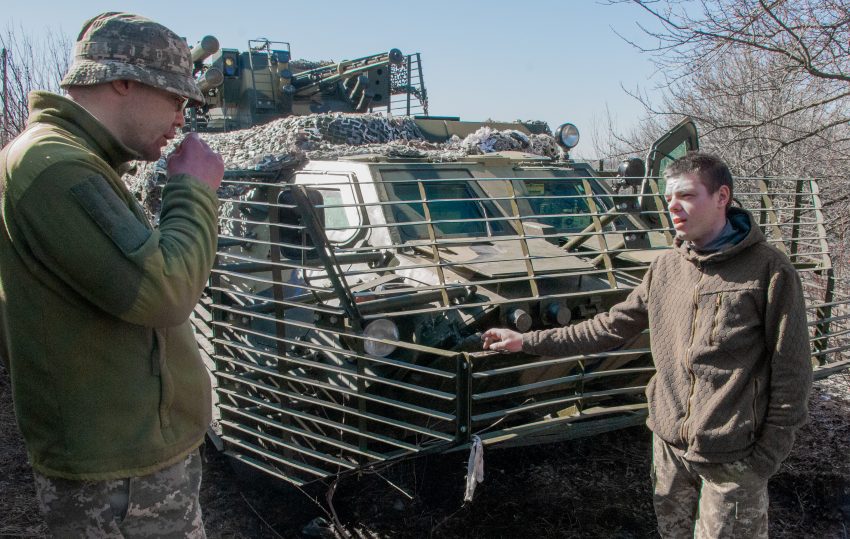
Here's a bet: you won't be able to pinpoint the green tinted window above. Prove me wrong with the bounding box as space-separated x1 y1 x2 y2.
656 140 689 195
292 172 363 245
519 178 633 234
381 169 511 241
522 180 593 232
316 188 350 232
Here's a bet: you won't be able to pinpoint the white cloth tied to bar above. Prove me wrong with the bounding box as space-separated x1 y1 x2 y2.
463 435 484 503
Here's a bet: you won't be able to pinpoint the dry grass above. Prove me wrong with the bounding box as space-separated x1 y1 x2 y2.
2 364 848 538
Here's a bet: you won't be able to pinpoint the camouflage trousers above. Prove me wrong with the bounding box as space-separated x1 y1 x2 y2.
651 436 769 538
33 449 205 538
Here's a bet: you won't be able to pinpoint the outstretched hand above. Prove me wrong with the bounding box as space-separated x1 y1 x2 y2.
166 133 224 190
481 328 524 353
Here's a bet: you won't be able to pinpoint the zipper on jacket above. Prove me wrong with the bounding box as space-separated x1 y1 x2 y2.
709 293 723 345
152 328 173 429
751 379 759 442
680 271 706 445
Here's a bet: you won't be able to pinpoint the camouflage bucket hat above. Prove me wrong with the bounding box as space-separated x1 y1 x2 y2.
60 12 203 103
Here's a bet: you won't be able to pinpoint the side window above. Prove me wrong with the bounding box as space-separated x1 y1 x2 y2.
293 173 362 245
314 187 355 243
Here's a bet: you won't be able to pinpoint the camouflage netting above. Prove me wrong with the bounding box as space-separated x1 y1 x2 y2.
124 112 564 219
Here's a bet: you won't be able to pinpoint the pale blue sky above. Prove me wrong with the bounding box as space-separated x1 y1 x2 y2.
4 1 664 157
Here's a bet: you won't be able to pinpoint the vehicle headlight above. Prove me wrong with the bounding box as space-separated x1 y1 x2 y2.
555 123 580 150
363 319 399 357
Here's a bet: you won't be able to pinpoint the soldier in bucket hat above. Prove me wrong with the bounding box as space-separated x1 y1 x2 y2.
0 12 223 536
60 12 205 104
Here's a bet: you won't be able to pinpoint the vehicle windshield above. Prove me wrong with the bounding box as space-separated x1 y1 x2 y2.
516 176 638 235
520 179 595 232
381 169 513 241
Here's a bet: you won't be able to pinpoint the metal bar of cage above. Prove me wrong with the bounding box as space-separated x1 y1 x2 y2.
202 168 850 485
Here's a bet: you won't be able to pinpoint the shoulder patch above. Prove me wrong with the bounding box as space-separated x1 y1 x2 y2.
70 176 151 255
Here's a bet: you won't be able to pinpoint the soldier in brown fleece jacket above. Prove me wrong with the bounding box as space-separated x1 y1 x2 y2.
483 152 812 538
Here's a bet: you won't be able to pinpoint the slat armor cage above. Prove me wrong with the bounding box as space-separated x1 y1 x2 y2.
190 162 850 487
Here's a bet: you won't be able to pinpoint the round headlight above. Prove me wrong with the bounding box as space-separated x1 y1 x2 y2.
555 123 580 149
363 319 399 357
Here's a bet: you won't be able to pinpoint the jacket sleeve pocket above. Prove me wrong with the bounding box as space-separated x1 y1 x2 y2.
70 176 151 256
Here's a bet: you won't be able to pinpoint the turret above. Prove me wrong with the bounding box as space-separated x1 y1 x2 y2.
186 37 427 131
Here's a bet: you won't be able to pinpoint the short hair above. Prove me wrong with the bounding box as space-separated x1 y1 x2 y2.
664 151 733 209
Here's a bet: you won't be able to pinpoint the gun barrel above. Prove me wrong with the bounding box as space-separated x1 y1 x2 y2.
291 48 403 88
191 35 220 64
197 67 224 93
292 60 390 91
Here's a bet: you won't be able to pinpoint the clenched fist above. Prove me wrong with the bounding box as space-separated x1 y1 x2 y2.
166 132 224 190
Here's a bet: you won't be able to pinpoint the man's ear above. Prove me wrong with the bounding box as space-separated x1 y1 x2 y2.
717 185 731 208
110 80 133 97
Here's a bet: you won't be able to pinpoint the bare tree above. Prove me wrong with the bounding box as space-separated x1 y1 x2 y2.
1 22 72 145
624 0 850 82
588 103 672 166
590 0 850 308
651 48 850 174
596 0 850 250
603 0 850 171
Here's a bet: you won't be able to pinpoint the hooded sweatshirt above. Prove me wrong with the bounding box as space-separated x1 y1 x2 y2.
523 207 812 478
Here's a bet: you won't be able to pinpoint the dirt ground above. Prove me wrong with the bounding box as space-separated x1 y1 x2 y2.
1 364 848 538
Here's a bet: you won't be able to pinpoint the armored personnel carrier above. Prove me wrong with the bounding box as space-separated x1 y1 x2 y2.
180 114 850 487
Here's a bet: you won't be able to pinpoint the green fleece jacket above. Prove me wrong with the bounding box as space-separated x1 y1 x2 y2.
523 208 812 479
0 91 218 480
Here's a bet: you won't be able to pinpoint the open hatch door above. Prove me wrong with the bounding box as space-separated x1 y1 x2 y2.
645 118 699 179
640 118 699 217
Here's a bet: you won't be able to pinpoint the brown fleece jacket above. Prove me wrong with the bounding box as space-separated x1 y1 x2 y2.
523 208 812 478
